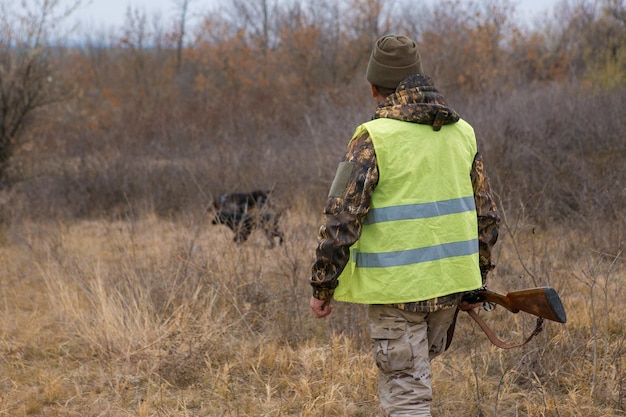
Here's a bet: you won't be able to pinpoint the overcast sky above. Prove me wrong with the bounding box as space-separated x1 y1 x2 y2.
53 0 562 35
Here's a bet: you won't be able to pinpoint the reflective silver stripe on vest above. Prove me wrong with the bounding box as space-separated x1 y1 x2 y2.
364 196 476 225
354 238 478 268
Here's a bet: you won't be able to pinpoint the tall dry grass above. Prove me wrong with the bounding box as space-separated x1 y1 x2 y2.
0 211 374 416
0 201 624 416
0 76 624 416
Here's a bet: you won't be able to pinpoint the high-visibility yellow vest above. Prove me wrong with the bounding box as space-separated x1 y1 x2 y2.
333 117 482 304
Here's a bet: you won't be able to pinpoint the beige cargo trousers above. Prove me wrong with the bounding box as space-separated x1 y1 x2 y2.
369 304 457 417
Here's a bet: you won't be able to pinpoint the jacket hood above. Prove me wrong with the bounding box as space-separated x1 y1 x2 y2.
374 74 460 131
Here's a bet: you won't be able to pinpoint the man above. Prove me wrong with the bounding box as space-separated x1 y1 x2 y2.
309 35 500 416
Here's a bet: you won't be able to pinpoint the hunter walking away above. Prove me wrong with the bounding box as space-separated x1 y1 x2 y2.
308 34 500 416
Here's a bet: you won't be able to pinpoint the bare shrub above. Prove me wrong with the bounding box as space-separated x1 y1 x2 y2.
457 82 625 229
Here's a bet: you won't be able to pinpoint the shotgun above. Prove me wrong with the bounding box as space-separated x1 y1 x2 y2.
445 286 567 350
454 286 567 349
462 286 567 323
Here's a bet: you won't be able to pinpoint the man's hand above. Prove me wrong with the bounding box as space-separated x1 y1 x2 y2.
310 296 333 318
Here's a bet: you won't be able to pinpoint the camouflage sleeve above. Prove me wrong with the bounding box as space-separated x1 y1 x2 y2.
471 152 501 282
310 131 378 300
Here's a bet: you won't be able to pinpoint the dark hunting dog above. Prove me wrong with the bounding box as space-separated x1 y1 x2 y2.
211 190 285 247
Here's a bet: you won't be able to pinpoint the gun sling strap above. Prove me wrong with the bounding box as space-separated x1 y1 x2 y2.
466 309 545 349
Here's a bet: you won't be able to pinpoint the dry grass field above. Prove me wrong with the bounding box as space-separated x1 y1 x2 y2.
0 206 623 416
1 1 624 415
0 74 624 417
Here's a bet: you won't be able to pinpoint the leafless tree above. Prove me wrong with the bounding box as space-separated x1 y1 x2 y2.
0 0 78 187
172 0 193 74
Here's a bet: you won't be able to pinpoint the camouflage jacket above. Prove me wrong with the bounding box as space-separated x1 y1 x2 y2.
310 74 501 313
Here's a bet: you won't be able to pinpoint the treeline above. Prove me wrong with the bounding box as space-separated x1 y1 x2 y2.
0 0 624 230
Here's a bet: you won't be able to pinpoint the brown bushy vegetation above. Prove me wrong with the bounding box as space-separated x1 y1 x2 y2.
0 0 624 415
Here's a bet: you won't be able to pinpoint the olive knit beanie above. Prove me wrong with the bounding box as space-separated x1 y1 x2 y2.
366 35 424 89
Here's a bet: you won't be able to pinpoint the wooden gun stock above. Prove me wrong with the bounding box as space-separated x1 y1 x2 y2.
474 287 567 323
